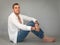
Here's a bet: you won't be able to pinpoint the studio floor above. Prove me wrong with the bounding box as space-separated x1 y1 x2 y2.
0 33 60 45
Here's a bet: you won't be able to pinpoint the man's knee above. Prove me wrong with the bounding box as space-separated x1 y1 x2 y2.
27 21 35 26
32 29 44 39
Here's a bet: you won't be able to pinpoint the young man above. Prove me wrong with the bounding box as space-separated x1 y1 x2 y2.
8 3 56 43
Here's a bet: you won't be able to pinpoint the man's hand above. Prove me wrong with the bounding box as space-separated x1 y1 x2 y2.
31 21 40 32
34 21 40 32
31 27 36 30
35 23 40 32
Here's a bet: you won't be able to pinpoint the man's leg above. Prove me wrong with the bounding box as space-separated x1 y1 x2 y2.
17 30 30 42
27 21 56 42
27 21 44 39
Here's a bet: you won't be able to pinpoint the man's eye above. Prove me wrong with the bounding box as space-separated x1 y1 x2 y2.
15 7 17 9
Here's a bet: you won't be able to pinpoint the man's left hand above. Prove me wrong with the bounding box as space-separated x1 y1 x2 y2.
34 21 40 32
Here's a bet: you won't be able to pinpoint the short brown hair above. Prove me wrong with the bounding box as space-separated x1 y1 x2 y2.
12 3 19 9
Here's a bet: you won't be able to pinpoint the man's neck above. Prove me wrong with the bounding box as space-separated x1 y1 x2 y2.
15 13 19 16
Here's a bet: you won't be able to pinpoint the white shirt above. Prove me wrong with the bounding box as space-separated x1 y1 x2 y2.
8 12 37 43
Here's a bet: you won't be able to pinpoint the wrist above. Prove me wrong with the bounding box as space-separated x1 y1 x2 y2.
31 26 35 30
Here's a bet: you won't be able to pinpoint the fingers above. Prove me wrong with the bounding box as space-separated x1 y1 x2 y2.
31 27 36 30
35 23 40 32
31 23 40 32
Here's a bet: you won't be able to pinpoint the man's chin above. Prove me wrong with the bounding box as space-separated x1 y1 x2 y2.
15 13 20 15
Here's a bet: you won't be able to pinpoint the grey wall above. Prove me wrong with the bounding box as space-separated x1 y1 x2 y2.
58 0 60 30
0 0 60 37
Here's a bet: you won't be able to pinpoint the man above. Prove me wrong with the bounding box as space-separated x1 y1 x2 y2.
8 3 56 43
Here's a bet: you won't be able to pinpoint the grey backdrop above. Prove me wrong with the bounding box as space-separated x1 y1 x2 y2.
0 0 60 37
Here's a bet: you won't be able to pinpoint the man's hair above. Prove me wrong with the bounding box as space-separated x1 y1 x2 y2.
12 3 19 9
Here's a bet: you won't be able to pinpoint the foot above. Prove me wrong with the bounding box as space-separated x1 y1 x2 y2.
43 36 56 42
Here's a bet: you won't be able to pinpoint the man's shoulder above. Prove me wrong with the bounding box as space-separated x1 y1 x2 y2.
8 12 14 19
10 12 14 16
20 14 24 16
9 12 14 17
20 14 26 17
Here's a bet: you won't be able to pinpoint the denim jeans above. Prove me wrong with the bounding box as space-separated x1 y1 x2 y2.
17 21 44 42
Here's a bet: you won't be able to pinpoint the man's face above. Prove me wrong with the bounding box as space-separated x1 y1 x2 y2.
13 5 20 15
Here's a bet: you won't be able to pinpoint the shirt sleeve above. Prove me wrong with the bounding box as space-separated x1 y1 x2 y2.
10 17 31 31
21 15 37 22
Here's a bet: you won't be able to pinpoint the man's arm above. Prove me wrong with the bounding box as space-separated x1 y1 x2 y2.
21 15 37 22
21 15 40 32
10 16 36 31
10 17 31 31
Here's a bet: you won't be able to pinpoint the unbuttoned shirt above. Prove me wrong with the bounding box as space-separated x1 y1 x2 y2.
8 12 37 43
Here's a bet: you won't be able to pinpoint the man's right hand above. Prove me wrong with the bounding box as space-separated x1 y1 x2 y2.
31 27 36 30
31 26 40 32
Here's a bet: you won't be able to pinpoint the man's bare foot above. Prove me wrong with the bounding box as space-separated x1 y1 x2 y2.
43 35 56 42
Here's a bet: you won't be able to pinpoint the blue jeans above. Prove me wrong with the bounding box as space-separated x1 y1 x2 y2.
17 21 44 42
